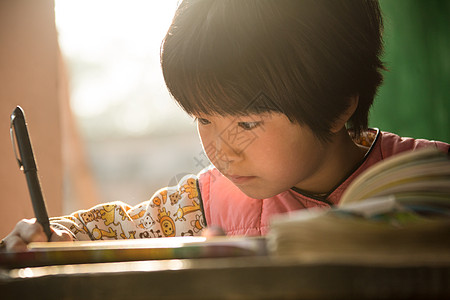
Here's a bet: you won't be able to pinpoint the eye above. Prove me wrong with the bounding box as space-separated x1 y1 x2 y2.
238 121 261 130
196 118 211 125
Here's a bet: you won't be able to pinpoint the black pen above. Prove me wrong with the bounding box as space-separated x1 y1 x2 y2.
10 106 52 241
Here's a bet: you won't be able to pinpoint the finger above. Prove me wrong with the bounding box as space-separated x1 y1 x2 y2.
15 219 48 243
50 229 73 242
4 235 28 252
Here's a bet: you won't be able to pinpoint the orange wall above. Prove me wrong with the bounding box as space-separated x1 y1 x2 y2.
0 0 63 238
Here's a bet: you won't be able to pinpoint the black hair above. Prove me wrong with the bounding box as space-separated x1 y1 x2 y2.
161 0 384 140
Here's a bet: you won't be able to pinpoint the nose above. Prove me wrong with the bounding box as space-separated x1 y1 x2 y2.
214 134 241 163
203 132 242 171
198 119 245 171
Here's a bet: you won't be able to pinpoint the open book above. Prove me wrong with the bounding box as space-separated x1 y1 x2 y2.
268 147 450 264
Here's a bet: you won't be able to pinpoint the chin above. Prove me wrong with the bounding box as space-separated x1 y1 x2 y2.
237 186 281 200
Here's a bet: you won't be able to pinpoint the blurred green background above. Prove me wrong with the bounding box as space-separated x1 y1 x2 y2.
370 0 449 142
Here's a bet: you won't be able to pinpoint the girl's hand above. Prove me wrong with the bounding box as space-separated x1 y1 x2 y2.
1 218 73 252
201 226 226 238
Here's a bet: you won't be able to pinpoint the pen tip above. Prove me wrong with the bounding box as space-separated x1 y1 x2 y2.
12 106 25 118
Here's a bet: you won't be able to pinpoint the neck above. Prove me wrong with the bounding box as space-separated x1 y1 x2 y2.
294 128 367 195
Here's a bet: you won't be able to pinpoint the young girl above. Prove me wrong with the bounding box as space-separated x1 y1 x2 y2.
2 0 449 251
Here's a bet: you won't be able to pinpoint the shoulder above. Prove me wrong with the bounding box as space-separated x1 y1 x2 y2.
377 130 449 158
335 129 449 201
197 165 227 203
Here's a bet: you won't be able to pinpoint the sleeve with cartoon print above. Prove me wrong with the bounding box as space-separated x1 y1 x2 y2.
49 174 207 240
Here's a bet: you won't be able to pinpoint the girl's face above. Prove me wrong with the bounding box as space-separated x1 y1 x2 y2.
196 112 330 199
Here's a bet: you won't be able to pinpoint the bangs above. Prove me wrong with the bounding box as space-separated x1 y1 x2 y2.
161 0 285 117
163 64 282 117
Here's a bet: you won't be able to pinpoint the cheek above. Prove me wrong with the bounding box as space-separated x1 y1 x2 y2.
259 146 298 177
255 133 318 177
246 138 290 176
197 125 218 165
197 125 211 149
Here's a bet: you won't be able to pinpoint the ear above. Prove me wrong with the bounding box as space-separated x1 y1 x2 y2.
330 95 359 133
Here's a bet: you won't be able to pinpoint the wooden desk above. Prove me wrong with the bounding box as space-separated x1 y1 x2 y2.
1 257 449 299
